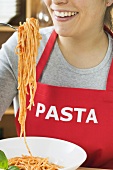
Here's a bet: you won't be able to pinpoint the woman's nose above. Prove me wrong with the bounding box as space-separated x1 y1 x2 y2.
52 0 68 5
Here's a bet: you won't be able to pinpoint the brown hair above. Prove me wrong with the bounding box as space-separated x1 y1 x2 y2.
104 5 113 31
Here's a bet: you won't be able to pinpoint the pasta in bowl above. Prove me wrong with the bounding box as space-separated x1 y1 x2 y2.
0 137 87 170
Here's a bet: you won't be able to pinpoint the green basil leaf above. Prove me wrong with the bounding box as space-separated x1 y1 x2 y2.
8 166 20 170
0 150 8 169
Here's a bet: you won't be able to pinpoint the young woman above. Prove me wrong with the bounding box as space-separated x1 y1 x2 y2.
0 0 113 168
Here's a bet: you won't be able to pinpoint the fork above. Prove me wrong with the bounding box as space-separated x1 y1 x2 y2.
0 23 17 31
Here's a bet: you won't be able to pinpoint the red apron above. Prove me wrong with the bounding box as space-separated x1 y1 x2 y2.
16 29 113 169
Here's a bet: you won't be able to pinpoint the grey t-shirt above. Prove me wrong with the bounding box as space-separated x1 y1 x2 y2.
0 26 113 119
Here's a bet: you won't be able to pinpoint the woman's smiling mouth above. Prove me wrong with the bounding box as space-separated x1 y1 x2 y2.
53 10 79 21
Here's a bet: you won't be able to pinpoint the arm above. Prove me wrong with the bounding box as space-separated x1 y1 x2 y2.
0 32 18 119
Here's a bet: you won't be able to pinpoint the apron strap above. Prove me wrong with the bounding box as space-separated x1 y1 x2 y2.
104 26 113 91
106 58 113 91
36 30 57 82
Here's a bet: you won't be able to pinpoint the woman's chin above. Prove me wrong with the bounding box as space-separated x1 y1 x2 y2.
54 27 70 37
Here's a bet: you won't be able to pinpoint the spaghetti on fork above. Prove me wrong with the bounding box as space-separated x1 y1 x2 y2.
16 18 42 139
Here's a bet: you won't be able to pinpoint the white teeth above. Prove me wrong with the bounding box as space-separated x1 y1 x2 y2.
69 12 71 16
54 11 77 17
61 12 65 17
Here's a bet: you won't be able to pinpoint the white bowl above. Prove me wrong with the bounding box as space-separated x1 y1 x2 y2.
0 137 87 170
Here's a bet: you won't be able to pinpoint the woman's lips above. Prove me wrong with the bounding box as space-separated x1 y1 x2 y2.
53 11 78 22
